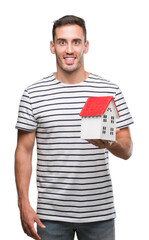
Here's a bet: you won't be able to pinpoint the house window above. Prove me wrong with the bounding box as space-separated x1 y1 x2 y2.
111 116 114 124
102 126 106 134
110 128 114 135
103 115 107 122
107 107 112 112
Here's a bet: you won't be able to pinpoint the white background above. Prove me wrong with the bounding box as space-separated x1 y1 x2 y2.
0 0 148 239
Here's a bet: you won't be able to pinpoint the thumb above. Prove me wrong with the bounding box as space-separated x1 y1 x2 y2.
116 128 120 133
35 216 46 229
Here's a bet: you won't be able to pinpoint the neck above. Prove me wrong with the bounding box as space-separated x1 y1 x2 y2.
54 67 89 85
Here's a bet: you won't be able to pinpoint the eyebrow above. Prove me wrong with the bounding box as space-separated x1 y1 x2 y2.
56 38 82 42
56 38 65 42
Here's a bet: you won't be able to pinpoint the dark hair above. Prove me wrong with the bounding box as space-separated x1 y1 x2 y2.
52 15 87 42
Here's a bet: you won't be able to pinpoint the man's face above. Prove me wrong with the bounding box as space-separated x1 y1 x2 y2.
50 24 89 73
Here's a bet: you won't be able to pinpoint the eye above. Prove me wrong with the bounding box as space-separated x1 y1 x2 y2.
59 40 66 45
73 40 80 45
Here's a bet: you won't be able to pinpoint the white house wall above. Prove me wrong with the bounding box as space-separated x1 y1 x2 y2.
108 100 119 118
101 101 116 141
81 116 102 139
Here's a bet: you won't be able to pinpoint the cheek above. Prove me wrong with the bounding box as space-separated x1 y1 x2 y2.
55 47 65 56
73 48 84 58
55 51 64 62
78 46 85 55
78 49 85 59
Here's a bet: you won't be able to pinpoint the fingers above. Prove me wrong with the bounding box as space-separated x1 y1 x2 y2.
36 216 46 229
23 222 33 238
29 223 41 240
20 203 45 240
86 139 115 149
86 139 106 148
116 128 120 133
22 221 41 240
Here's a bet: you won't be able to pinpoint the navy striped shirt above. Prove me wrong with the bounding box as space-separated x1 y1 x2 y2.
16 73 133 223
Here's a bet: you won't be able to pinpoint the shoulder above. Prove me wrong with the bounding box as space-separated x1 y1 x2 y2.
24 73 55 93
88 73 119 89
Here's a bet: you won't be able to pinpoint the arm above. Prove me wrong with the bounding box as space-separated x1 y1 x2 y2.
86 127 133 160
15 130 45 240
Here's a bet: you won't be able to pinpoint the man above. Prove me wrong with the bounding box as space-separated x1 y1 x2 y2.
15 15 133 240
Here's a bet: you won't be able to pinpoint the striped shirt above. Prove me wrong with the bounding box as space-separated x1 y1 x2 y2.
16 73 133 223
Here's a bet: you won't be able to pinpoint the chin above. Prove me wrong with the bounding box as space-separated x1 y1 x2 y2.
61 64 82 73
64 68 78 73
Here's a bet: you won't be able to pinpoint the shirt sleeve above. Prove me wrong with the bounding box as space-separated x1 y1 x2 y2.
114 86 134 129
15 89 37 132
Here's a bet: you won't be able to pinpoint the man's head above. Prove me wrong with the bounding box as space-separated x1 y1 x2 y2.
50 15 89 74
52 15 87 43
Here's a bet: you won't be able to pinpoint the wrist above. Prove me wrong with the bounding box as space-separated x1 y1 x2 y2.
18 198 30 209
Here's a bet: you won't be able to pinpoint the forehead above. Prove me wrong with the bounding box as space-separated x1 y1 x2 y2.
55 24 84 40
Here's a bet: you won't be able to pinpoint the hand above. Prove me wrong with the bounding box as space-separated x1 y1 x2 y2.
86 127 133 160
19 202 46 240
86 129 120 149
86 139 115 149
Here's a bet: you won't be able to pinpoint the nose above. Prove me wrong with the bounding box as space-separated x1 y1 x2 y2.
66 42 74 54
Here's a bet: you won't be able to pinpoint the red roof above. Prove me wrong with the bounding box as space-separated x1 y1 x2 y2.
79 96 120 117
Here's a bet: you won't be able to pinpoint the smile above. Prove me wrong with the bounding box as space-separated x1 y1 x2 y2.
64 57 76 64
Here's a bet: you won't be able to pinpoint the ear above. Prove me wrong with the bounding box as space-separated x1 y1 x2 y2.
84 40 89 54
50 41 55 54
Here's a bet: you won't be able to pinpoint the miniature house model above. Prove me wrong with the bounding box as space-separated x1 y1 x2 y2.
79 96 120 141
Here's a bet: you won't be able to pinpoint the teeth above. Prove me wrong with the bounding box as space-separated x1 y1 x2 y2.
65 58 75 60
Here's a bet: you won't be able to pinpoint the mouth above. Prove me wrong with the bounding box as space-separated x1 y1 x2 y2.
64 56 76 65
